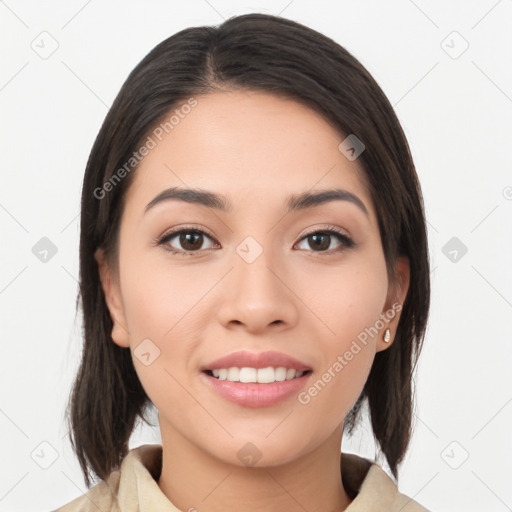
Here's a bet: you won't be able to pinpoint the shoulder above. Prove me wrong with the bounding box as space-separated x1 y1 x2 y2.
342 452 430 511
53 444 162 512
52 455 126 512
392 488 431 512
52 472 120 511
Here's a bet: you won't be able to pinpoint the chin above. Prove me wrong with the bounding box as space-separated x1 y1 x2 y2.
202 432 315 469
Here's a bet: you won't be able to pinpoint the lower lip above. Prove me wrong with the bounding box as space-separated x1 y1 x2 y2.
201 371 311 408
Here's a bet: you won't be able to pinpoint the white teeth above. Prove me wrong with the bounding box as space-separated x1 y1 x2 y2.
208 366 306 383
257 367 275 384
227 367 240 381
239 367 257 383
275 367 287 381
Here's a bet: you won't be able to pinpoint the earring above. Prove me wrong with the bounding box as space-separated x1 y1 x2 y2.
383 328 391 343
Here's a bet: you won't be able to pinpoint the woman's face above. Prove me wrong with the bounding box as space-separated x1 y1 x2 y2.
97 90 409 467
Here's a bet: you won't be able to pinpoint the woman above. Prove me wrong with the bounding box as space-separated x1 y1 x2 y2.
56 12 430 511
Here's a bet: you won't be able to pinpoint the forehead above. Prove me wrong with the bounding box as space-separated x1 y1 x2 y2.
124 90 374 219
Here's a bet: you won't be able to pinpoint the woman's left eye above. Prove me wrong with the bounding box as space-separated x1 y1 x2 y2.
295 229 355 253
155 227 354 255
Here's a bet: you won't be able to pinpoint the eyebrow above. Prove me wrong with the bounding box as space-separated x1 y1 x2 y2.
144 187 368 216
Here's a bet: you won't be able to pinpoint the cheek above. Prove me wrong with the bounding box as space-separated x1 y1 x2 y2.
120 252 218 343
295 255 389 346
116 251 213 400
297 346 374 428
292 256 387 424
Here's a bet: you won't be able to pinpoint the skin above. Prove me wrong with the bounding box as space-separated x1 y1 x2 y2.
96 90 410 512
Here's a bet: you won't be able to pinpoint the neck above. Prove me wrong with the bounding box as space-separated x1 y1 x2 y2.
157 423 352 512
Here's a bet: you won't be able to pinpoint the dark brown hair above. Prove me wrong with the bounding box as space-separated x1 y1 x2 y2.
67 12 430 487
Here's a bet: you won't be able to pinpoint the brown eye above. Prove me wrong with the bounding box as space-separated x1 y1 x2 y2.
307 233 331 251
158 229 218 254
295 229 354 253
178 231 204 251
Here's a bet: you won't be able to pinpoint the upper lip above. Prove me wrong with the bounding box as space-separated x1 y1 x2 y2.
202 350 312 372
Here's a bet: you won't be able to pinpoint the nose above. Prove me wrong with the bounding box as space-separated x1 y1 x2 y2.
216 245 299 334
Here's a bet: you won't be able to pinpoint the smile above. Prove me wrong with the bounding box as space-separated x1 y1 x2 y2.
200 350 313 407
205 366 308 383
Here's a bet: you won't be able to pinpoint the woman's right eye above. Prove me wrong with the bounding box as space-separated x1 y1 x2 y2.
157 228 219 255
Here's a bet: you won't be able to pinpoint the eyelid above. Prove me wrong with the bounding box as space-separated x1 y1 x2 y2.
156 224 217 242
298 223 351 240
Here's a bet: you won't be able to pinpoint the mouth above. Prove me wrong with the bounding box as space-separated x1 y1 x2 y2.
200 350 314 407
203 367 313 383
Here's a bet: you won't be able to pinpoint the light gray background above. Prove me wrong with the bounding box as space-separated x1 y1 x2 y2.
1 1 511 510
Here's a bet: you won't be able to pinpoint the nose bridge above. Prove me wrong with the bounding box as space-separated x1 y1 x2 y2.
236 236 276 291
233 234 283 303
216 234 299 331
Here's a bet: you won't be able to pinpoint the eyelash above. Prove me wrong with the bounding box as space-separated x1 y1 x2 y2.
153 224 355 256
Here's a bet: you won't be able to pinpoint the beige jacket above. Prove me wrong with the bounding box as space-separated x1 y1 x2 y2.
54 444 430 511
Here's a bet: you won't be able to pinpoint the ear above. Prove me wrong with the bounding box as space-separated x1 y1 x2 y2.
94 247 130 348
376 256 410 352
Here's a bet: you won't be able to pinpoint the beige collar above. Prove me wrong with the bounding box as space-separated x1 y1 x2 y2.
59 443 428 511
